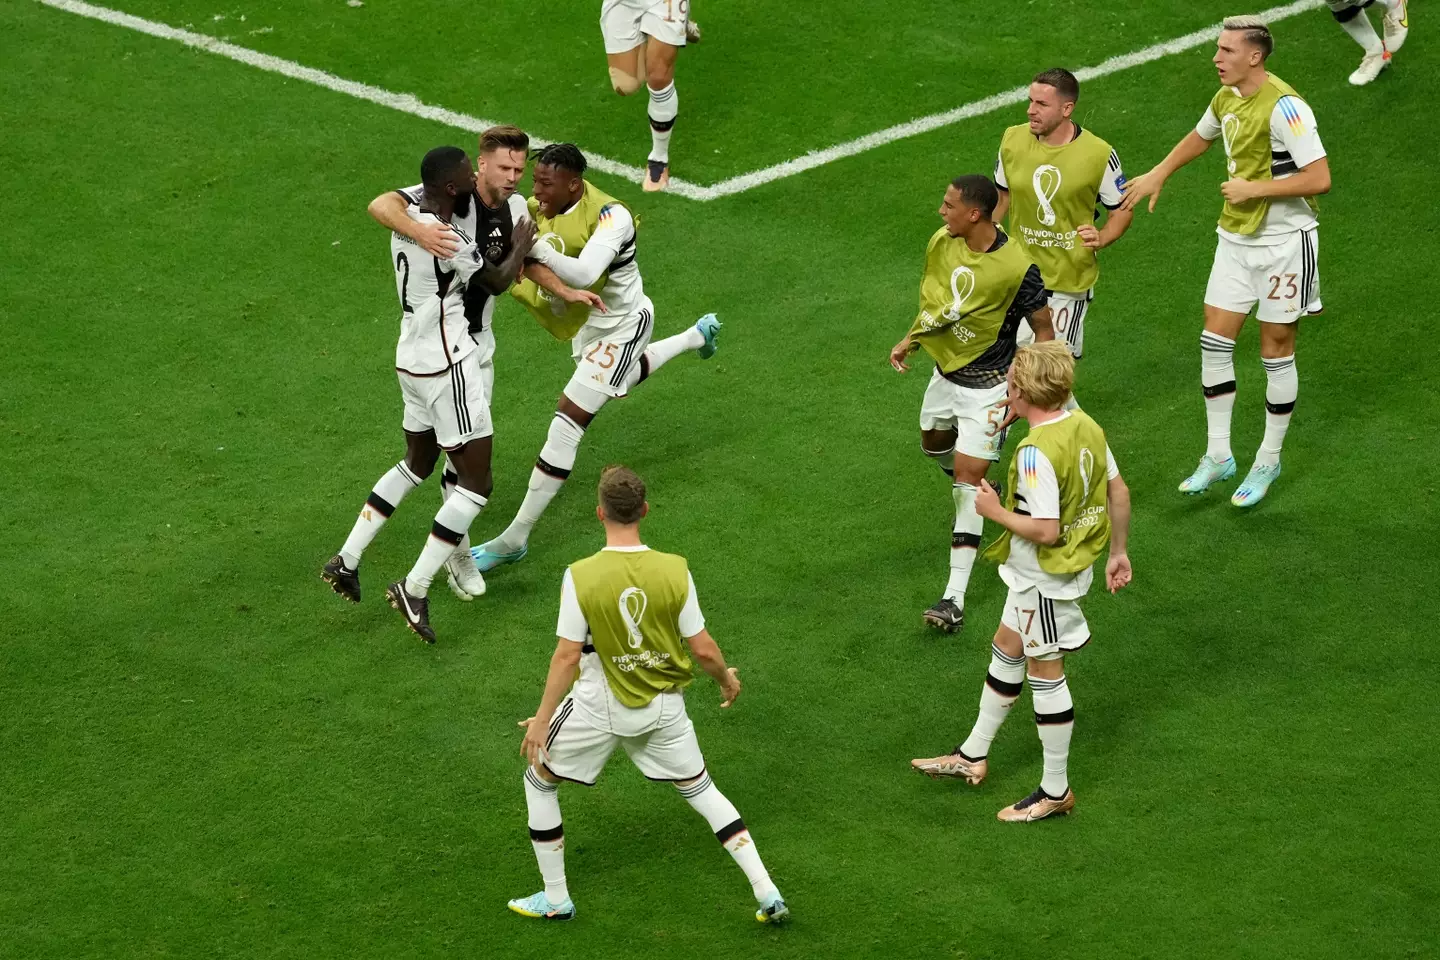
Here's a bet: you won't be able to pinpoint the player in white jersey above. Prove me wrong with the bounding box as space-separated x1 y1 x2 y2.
471 144 722 576
367 126 603 602
323 146 536 644
1326 0 1408 85
1122 17 1330 508
601 0 700 192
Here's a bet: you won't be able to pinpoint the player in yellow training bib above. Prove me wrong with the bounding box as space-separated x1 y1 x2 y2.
890 175 1053 636
510 466 789 925
912 342 1133 823
1123 16 1330 508
993 67 1133 367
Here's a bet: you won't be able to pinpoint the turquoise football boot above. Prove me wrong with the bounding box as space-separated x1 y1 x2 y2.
695 313 722 359
1178 455 1236 494
507 890 575 921
1231 460 1281 508
471 538 528 573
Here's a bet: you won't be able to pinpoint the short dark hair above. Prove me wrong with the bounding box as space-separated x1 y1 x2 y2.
950 174 1000 219
598 465 646 524
535 143 587 176
479 124 529 155
1032 67 1080 104
420 145 469 190
1222 15 1274 59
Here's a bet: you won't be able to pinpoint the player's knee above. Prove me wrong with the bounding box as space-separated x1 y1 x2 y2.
458 469 493 500
405 452 437 480
609 67 643 96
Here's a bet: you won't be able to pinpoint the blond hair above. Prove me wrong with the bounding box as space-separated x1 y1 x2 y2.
1011 341 1075 410
1221 15 1273 59
598 464 646 524
478 124 529 156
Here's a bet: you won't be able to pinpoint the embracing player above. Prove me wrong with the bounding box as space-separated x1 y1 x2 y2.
471 144 721 577
322 146 536 643
601 0 700 191
994 67 1132 368
1122 16 1330 507
890 175 1052 635
509 465 788 925
912 341 1132 822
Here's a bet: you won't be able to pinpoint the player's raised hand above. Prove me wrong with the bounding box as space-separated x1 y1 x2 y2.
719 667 741 708
1077 224 1102 249
1106 553 1132 593
889 337 915 373
518 716 550 767
415 220 459 259
1120 169 1163 213
560 287 607 312
511 217 539 256
975 479 1003 519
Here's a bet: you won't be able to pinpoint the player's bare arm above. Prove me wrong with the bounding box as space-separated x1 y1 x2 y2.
889 335 918 372
1221 155 1332 204
1027 304 1056 342
974 479 1061 544
1105 472 1132 593
1078 207 1134 250
520 637 585 767
368 190 459 259
475 218 537 295
1120 131 1214 213
992 188 1011 225
684 628 741 707
522 260 607 311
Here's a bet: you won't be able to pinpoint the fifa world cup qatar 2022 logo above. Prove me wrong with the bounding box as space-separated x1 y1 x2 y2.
942 265 976 323
1078 448 1095 501
618 587 648 648
1033 164 1063 226
1220 114 1242 176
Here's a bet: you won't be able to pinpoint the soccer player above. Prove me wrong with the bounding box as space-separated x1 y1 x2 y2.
600 0 695 191
1326 0 1408 85
889 175 1053 635
1121 16 1330 507
321 146 537 643
367 126 602 601
509 465 789 924
471 144 720 576
911 341 1132 822
993 68 1132 365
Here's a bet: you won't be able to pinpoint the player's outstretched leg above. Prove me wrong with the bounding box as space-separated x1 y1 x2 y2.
637 314 721 382
642 40 681 192
324 458 427 602
1233 353 1296 508
923 457 986 632
439 458 486 600
676 772 788 923
1180 330 1238 494
998 669 1076 822
1330 0 1391 85
911 639 1023 782
508 767 576 921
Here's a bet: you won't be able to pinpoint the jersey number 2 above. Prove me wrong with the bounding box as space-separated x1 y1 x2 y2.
395 251 414 314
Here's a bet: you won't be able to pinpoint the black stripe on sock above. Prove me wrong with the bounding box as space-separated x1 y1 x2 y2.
985 671 1024 697
430 521 464 546
715 817 747 845
1036 708 1075 725
1203 380 1237 398
536 457 572 481
528 824 564 842
649 116 676 132
952 531 982 549
366 492 397 517
1265 399 1296 415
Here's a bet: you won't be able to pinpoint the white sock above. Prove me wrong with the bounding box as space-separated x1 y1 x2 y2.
959 644 1027 759
1200 331 1236 462
405 485 487 597
440 460 472 561
944 482 982 604
647 81 677 163
1257 355 1297 467
493 412 585 553
1377 0 1402 13
1337 7 1384 53
524 768 569 904
643 325 704 374
1030 674 1075 797
678 773 778 902
339 461 423 569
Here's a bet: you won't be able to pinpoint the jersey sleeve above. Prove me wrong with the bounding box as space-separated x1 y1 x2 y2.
1195 105 1222 141
532 203 633 288
444 238 487 282
1016 263 1049 317
506 193 530 225
556 568 589 644
1016 446 1061 520
395 183 423 205
677 572 705 638
1272 96 1326 169
1097 149 1127 209
993 147 1009 190
1105 444 1120 481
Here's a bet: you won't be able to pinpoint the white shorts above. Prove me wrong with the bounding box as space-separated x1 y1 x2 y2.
542 693 706 786
397 349 493 449
1204 228 1321 324
565 298 655 413
1001 586 1091 661
1018 290 1092 359
600 0 688 54
919 374 1008 461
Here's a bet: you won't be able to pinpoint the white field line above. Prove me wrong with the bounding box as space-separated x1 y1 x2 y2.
41 0 1324 202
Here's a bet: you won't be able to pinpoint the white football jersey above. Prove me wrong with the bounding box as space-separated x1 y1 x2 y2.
390 211 486 376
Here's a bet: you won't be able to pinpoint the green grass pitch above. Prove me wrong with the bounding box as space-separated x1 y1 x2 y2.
2 1 1437 957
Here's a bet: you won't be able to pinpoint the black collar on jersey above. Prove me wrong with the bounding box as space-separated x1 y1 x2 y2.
987 228 1010 254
